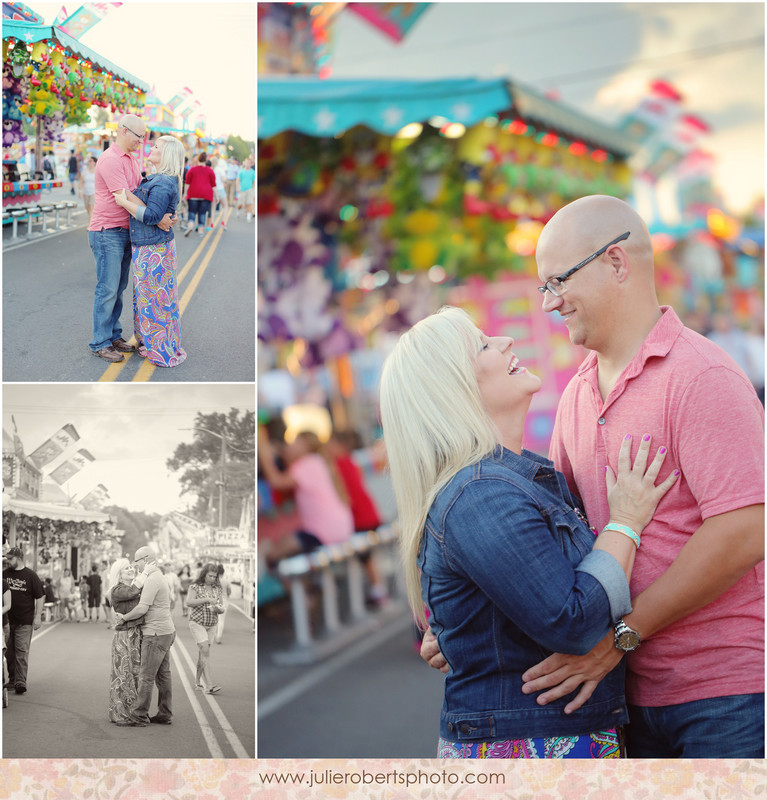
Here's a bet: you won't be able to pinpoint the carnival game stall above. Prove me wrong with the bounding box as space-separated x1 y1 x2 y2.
2 3 148 215
2 494 113 579
258 76 637 451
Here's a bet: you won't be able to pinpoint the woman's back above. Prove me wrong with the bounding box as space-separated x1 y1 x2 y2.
185 165 215 199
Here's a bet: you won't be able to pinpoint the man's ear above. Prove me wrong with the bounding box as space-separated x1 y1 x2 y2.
607 244 630 283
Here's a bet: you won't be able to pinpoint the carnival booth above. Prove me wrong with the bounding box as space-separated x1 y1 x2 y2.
258 76 638 453
2 3 148 215
3 494 112 579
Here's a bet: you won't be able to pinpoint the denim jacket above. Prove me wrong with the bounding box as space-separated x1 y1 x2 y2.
419 446 631 741
129 174 179 246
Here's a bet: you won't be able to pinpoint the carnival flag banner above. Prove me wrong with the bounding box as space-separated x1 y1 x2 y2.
11 416 24 460
28 424 80 470
166 86 193 113
80 483 110 510
347 2 430 42
56 2 122 39
53 5 68 25
1 2 44 22
50 449 95 485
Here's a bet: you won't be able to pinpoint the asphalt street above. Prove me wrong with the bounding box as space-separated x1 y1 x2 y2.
3 186 255 382
257 596 445 759
3 594 255 758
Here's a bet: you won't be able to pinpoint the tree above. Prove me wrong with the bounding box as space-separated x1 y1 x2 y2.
93 108 110 129
167 409 255 528
226 134 254 163
103 505 161 559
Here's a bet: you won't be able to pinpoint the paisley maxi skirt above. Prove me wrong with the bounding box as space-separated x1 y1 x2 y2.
132 239 187 368
108 627 142 724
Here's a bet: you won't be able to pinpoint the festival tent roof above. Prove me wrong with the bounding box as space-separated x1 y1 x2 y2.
3 494 110 524
257 77 639 157
3 19 149 91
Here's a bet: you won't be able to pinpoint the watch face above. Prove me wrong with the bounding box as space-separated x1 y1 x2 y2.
618 631 640 649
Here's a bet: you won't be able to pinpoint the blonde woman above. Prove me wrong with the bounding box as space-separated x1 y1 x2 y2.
379 306 679 759
107 557 156 725
113 135 187 368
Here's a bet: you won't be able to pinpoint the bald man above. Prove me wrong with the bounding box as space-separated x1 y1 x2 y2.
529 196 764 757
88 115 175 362
422 195 764 758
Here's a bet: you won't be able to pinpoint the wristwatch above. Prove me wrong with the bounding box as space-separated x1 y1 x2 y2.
614 618 641 652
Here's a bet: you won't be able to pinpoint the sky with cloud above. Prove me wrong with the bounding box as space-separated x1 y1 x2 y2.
3 384 255 515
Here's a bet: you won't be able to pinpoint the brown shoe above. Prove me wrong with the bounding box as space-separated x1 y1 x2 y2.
93 346 124 362
112 337 136 353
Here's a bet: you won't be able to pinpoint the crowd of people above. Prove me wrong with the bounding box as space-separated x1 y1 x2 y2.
2 544 235 725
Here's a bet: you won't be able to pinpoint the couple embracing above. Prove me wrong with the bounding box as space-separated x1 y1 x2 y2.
107 546 176 727
87 114 186 368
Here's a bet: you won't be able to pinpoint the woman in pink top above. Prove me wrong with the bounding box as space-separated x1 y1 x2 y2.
258 428 354 563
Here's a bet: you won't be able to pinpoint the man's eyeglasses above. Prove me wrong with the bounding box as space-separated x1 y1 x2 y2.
121 124 145 141
538 231 631 297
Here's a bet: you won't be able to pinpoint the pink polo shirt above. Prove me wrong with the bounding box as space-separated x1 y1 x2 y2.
88 143 142 231
289 453 354 545
550 306 764 706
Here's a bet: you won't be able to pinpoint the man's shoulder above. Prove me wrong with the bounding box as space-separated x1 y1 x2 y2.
663 325 752 383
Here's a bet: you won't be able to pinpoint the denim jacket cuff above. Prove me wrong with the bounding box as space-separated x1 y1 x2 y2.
135 205 145 223
575 549 632 621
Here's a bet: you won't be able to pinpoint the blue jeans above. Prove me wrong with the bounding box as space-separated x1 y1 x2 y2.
88 227 132 352
187 198 210 227
6 623 33 687
627 694 765 758
132 631 175 722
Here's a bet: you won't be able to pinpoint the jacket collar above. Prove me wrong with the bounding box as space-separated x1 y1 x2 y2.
491 444 555 480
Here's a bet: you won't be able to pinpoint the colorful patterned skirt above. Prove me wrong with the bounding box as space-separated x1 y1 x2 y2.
132 239 187 368
438 728 623 759
108 627 142 724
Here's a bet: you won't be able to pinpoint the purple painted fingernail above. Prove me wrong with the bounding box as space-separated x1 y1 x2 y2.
625 434 631 440
673 470 680 476
643 434 651 441
659 447 666 454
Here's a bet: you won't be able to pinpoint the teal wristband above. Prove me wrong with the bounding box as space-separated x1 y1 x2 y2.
602 522 640 549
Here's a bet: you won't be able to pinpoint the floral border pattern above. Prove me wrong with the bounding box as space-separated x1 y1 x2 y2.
0 759 765 799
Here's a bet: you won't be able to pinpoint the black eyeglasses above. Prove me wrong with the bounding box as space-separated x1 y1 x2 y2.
538 231 631 297
122 124 145 141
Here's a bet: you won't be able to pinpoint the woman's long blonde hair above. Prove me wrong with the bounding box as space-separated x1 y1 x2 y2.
107 557 131 603
154 135 185 210
379 306 499 629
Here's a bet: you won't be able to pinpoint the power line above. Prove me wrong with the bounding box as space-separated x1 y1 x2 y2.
534 35 764 88
3 405 254 417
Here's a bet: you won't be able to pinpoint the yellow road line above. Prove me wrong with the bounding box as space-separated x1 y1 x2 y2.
179 211 230 315
98 209 227 383
132 208 231 383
